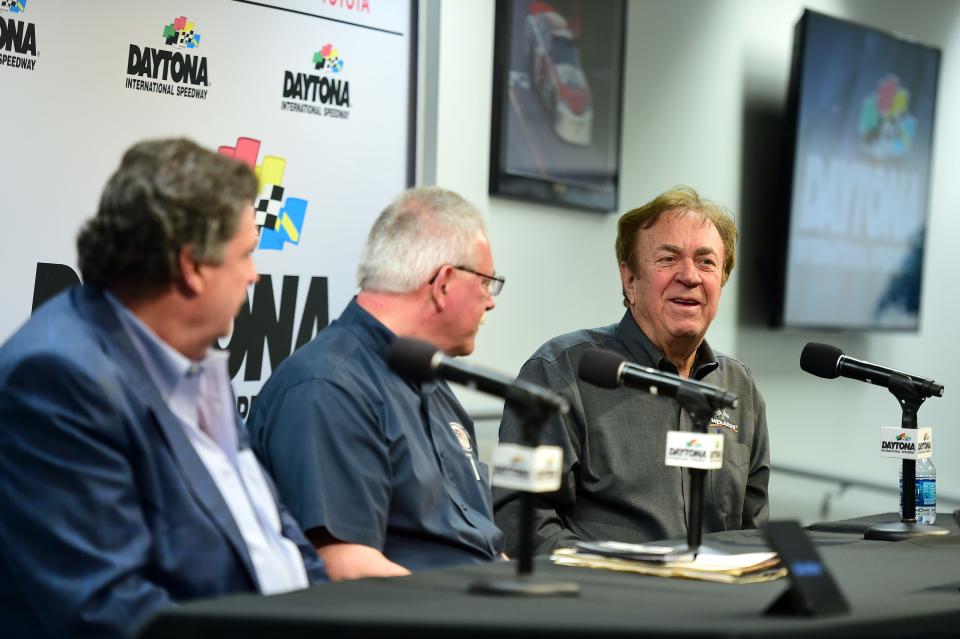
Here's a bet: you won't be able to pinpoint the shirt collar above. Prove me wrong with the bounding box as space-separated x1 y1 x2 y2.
341 297 440 393
617 309 719 380
340 297 396 360
104 291 223 399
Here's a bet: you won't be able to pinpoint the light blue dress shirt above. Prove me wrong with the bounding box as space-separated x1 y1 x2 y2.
106 293 308 595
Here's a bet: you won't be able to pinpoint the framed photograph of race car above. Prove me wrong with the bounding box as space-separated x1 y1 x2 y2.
489 0 626 212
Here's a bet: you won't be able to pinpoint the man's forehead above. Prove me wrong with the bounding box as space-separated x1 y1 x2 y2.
473 232 494 265
639 210 721 250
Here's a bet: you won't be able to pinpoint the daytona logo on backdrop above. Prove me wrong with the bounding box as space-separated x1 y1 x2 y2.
0 0 37 72
216 135 325 415
218 136 308 251
281 44 351 119
125 16 209 100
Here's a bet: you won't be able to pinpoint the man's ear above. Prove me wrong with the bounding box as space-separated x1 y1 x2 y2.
178 246 204 296
430 264 453 311
618 261 637 306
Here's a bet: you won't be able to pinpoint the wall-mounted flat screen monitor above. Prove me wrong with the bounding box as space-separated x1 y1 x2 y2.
776 10 941 330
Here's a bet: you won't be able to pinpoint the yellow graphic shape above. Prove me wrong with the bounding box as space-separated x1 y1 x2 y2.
280 213 300 242
890 88 909 116
255 156 286 192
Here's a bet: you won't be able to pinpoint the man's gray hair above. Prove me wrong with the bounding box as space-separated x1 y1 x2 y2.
357 187 488 293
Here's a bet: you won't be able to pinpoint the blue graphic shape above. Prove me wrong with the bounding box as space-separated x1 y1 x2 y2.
259 198 308 251
188 34 201 49
11 0 26 13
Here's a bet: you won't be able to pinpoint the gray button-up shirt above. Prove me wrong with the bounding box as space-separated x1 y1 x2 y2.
493 311 770 556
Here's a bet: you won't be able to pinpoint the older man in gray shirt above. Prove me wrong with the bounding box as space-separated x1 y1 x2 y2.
494 186 770 556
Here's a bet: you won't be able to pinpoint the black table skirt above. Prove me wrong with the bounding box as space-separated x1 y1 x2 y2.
139 514 960 639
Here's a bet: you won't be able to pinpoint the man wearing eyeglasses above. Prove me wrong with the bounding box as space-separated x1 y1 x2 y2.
248 186 506 580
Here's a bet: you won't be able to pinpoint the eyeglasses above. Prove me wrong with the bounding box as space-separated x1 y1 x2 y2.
429 265 506 296
454 266 505 296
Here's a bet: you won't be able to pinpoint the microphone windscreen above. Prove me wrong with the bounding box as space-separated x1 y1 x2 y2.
577 349 624 389
800 342 844 379
386 337 438 382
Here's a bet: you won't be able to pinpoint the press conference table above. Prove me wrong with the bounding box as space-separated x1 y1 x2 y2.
139 514 960 639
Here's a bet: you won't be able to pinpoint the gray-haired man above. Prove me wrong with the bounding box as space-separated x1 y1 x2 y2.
248 187 506 581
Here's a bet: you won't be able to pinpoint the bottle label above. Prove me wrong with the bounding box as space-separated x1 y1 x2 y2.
899 478 937 508
917 478 936 508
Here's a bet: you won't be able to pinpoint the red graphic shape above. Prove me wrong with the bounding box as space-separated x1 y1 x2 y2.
321 43 333 58
174 16 187 31
877 76 898 113
219 137 261 169
529 1 556 16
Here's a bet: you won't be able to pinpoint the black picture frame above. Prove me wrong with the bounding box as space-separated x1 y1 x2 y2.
489 0 626 213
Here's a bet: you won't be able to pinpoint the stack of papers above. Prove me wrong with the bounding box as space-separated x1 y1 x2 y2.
552 541 786 584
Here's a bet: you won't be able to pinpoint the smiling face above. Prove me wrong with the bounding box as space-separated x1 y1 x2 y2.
620 209 724 360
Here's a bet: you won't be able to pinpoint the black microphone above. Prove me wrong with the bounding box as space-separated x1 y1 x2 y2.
800 342 944 399
386 337 569 414
577 348 739 410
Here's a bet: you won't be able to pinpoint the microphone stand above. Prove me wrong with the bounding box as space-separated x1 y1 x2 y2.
469 395 579 597
865 373 949 541
675 385 715 555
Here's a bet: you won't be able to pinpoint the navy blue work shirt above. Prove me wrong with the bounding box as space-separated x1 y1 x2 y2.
248 298 504 570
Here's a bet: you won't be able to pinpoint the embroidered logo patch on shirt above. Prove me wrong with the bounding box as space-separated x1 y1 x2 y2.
710 409 739 433
449 422 473 452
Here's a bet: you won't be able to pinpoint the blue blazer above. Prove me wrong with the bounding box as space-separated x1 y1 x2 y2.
0 286 326 638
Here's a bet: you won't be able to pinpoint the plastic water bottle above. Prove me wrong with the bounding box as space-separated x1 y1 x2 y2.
900 457 937 524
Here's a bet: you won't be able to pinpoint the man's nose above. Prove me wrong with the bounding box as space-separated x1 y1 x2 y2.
676 258 701 286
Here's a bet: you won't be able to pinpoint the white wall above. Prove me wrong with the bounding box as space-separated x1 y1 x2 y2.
421 0 960 524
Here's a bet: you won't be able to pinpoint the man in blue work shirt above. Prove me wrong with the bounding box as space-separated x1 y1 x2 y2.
248 187 505 580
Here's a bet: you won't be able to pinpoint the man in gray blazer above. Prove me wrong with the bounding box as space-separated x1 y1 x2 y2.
494 186 770 556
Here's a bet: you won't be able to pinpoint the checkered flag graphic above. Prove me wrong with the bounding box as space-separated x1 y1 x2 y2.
255 185 285 232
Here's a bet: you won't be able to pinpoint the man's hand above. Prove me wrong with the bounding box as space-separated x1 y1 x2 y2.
308 529 411 581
